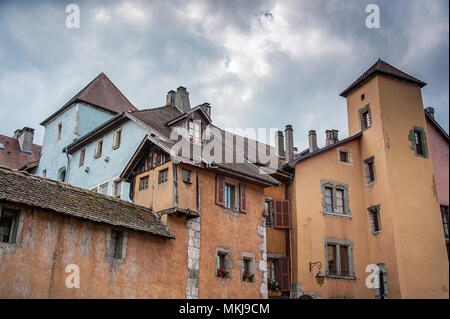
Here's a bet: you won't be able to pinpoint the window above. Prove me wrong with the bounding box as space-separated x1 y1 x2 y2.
56 122 62 141
188 120 201 144
359 105 372 130
361 94 365 101
99 182 109 195
139 176 149 191
368 205 382 235
321 181 351 217
94 139 103 159
324 187 333 212
441 206 449 259
325 238 355 279
224 184 236 209
0 141 4 149
42 169 47 177
79 148 85 166
374 264 388 299
113 129 122 149
158 169 169 184
267 258 279 282
265 199 273 226
364 156 376 186
182 169 192 183
114 180 122 199
339 151 349 163
108 228 126 259
409 126 429 158
241 255 256 282
215 248 231 279
58 167 66 182
0 208 19 244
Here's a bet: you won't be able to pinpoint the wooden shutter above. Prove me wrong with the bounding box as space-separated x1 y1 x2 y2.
274 199 291 229
240 183 247 213
215 174 224 206
279 257 290 292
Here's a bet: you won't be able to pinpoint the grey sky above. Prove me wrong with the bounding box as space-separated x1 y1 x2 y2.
0 0 448 151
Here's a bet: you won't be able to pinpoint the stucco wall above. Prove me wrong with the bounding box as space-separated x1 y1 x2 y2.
426 117 449 206
0 203 189 298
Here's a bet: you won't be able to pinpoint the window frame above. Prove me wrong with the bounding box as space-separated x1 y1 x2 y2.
368 205 382 235
264 198 274 226
79 148 86 167
58 167 66 183
0 206 24 246
321 180 351 218
324 238 355 280
107 227 127 261
363 156 377 187
359 104 372 131
94 138 103 159
112 128 122 150
215 247 232 279
409 126 429 159
56 121 63 142
139 175 149 191
114 180 122 199
373 264 389 299
158 168 169 184
98 182 109 195
181 169 192 184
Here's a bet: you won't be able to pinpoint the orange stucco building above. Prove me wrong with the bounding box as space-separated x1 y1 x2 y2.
266 59 449 299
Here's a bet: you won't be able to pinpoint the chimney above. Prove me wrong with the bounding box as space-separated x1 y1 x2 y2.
16 127 34 153
174 86 191 113
308 130 318 153
325 129 339 146
275 131 285 159
200 102 211 117
166 90 176 106
285 125 294 162
425 107 435 119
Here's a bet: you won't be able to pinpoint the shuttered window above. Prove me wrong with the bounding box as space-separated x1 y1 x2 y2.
273 199 291 229
279 257 290 292
216 175 224 206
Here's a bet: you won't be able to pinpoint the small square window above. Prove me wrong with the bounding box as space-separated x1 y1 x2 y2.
339 151 349 163
182 169 192 183
139 176 149 191
158 169 169 184
0 208 19 244
94 139 103 159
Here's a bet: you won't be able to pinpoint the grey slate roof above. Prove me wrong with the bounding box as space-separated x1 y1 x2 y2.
0 167 174 239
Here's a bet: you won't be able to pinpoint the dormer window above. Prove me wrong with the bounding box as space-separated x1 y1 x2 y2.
189 120 201 144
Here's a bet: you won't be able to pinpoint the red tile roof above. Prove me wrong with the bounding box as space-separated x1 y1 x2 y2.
0 135 41 170
40 73 137 126
340 59 427 97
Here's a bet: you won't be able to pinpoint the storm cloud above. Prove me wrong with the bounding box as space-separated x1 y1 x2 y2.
0 0 448 150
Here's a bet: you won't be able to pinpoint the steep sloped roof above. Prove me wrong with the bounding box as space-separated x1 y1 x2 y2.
0 135 41 170
0 167 174 239
40 73 137 126
340 59 427 97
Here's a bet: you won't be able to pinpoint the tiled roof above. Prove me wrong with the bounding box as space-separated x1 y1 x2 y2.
0 167 174 239
0 135 41 170
40 73 137 126
340 59 427 97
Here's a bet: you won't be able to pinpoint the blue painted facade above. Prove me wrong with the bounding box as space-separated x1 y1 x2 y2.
37 103 114 182
67 119 148 201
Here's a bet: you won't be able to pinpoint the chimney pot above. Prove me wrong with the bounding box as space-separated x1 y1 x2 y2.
275 131 285 159
325 129 339 146
425 107 435 119
285 125 294 162
174 86 191 113
308 130 318 153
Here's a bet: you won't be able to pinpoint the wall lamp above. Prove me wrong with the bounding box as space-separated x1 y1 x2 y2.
309 261 325 286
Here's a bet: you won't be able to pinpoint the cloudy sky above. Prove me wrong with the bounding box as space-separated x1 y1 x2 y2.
0 0 448 150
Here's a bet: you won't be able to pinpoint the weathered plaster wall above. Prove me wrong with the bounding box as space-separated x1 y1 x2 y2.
0 203 189 298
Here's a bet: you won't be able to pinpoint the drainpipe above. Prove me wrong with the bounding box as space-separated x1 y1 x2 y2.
64 147 70 182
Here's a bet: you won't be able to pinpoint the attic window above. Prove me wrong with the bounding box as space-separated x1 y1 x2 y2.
189 120 201 144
